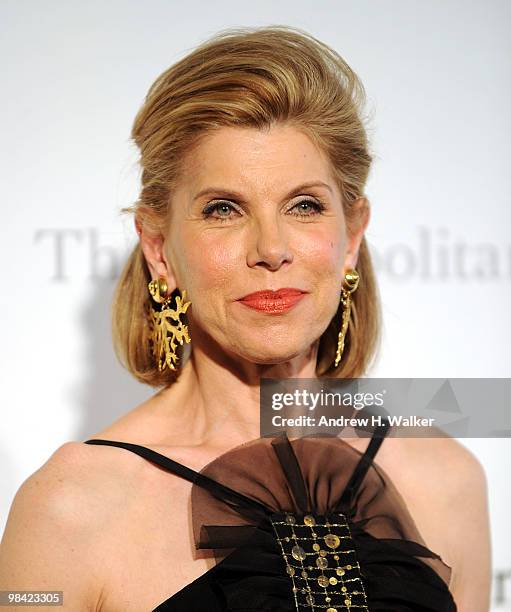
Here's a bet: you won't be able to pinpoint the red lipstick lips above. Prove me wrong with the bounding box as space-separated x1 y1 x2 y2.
237 288 307 314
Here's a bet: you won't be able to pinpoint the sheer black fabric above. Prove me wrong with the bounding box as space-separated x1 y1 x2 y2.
85 421 457 611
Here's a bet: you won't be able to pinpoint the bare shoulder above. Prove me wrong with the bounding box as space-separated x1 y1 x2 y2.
392 426 488 488
384 427 491 611
426 435 491 611
12 439 146 517
2 441 110 533
0 441 149 611
388 426 490 531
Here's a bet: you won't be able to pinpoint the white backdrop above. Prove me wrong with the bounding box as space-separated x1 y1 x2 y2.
1 0 510 608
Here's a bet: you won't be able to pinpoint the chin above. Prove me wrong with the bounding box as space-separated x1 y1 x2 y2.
233 340 311 365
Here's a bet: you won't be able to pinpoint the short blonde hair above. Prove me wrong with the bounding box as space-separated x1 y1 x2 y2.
113 25 381 387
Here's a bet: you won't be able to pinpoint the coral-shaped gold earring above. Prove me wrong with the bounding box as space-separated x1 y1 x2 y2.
147 277 191 372
334 268 360 367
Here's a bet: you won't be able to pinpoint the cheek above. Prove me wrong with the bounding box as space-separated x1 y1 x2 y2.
182 231 241 292
295 226 347 275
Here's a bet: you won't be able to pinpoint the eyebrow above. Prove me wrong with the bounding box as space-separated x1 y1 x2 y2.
193 181 333 202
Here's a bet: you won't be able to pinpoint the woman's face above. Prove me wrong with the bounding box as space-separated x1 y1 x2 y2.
144 124 368 365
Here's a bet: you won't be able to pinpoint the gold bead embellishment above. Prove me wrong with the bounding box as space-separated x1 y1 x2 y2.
318 576 329 587
316 556 328 569
292 545 307 561
324 533 341 549
304 515 316 527
270 512 369 611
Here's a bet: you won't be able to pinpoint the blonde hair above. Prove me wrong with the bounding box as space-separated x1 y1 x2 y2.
113 25 381 387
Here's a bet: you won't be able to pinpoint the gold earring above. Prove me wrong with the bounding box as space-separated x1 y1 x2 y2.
334 268 360 367
147 277 191 372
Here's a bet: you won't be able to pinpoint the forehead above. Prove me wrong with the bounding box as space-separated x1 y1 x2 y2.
178 124 336 196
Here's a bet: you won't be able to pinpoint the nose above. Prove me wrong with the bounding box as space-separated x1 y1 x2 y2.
246 215 293 271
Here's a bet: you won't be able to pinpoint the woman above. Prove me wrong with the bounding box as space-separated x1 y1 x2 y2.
0 26 491 611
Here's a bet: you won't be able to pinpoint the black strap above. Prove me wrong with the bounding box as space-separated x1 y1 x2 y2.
84 438 270 516
85 422 390 516
360 419 391 463
338 419 392 506
271 434 309 513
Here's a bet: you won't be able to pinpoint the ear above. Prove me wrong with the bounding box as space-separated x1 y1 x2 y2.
135 216 178 291
343 197 370 271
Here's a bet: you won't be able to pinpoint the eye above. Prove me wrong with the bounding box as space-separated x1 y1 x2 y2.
290 198 325 217
202 201 240 221
202 198 326 221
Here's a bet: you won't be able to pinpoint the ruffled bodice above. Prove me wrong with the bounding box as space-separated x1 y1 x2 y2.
84 422 457 611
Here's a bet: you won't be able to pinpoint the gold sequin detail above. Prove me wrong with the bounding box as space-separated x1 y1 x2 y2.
291 545 306 561
304 514 316 526
271 512 369 611
324 533 341 549
318 575 329 587
316 556 328 569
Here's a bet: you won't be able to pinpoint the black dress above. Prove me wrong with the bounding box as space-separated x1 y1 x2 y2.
84 421 457 611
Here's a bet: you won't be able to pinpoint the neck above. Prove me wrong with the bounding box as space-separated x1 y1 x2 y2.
154 341 320 448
